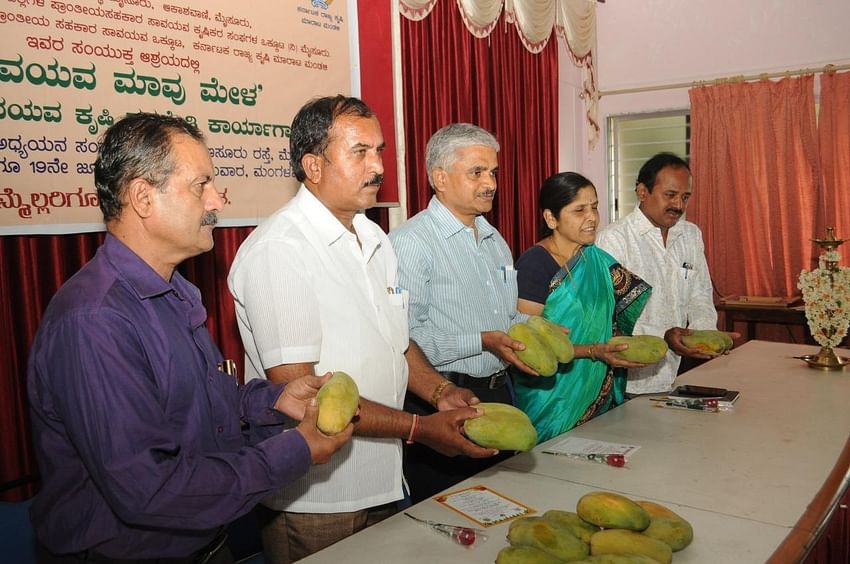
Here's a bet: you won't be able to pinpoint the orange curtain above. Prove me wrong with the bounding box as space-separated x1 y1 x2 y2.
688 77 820 298
817 70 850 262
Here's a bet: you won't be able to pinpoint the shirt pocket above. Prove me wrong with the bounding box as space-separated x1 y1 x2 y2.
385 289 410 350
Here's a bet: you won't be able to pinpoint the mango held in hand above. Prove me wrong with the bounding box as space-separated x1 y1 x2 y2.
316 371 359 435
636 501 694 552
508 322 559 376
528 316 575 363
681 329 733 354
607 335 668 364
507 516 590 561
576 491 650 531
463 402 537 451
589 529 673 564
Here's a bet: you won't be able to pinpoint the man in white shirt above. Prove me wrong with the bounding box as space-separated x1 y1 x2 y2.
597 153 722 394
228 96 495 563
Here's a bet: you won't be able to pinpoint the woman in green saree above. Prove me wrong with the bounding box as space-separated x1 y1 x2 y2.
514 172 652 443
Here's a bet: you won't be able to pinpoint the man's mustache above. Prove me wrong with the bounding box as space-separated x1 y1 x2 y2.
363 174 384 187
666 208 683 216
201 212 218 226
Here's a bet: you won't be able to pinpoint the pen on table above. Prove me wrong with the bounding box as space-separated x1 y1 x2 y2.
651 397 719 412
541 451 627 467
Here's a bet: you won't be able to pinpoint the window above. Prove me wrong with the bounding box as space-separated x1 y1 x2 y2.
606 111 691 220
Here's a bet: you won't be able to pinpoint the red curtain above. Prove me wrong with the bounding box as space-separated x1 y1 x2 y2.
688 77 821 298
817 70 850 257
400 2 559 254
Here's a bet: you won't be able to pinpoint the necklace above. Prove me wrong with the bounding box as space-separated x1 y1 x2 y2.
547 235 578 267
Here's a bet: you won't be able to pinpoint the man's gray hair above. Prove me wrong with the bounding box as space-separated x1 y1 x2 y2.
425 123 500 187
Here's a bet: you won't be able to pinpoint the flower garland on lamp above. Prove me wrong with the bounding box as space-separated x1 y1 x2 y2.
797 227 850 370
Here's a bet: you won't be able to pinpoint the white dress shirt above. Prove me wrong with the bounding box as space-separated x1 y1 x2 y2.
228 186 409 513
597 207 717 393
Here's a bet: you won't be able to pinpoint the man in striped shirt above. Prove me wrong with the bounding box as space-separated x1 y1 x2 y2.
389 123 534 503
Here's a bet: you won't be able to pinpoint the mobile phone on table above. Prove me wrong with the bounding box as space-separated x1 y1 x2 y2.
673 384 727 398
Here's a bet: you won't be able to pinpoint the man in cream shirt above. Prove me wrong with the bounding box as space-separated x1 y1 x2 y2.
597 153 721 394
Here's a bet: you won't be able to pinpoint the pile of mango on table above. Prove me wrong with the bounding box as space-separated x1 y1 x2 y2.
497 491 693 563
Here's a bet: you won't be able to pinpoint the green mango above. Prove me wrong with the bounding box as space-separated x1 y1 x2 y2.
607 336 668 364
316 371 359 435
509 322 559 376
681 329 733 354
542 510 600 544
528 316 575 363
463 402 537 451
636 501 694 552
507 516 590 561
496 545 566 564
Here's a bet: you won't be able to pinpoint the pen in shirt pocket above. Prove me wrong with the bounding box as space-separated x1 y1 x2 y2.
499 265 515 282
682 262 694 279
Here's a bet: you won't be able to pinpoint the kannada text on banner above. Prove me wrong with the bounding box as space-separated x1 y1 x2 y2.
0 0 355 234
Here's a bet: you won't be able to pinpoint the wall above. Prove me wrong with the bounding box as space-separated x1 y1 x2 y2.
562 0 850 224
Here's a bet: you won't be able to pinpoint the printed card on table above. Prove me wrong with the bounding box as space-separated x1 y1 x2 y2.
434 485 535 528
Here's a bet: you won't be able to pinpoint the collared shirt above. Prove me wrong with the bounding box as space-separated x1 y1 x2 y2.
228 186 409 513
27 235 311 559
597 207 718 393
389 196 524 377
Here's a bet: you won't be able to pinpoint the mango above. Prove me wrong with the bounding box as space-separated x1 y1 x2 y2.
542 510 600 544
316 371 359 435
576 492 650 532
528 316 575 363
509 322 559 376
636 501 694 552
463 402 537 451
507 516 590 561
496 545 566 564
681 329 733 354
572 554 660 564
607 336 668 364
590 529 672 564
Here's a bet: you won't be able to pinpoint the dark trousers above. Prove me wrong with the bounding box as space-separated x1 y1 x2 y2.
403 373 515 505
36 532 233 564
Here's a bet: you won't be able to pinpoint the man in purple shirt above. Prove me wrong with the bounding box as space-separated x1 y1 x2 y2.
27 113 353 563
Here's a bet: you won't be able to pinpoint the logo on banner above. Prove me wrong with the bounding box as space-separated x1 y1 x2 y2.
311 0 334 9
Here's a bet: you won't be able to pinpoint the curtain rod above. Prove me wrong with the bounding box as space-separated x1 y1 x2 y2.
598 63 850 98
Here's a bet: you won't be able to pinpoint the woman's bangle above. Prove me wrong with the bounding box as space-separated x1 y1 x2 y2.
588 345 597 361
406 414 419 445
430 379 453 407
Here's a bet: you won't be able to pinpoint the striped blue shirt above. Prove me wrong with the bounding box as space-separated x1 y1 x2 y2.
389 196 525 377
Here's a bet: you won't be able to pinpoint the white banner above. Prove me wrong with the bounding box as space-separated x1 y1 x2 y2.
0 0 358 234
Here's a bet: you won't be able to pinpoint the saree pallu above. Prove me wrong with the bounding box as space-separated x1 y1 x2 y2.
514 245 650 443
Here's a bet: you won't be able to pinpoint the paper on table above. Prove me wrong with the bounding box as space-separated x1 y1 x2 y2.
542 436 640 458
434 485 535 528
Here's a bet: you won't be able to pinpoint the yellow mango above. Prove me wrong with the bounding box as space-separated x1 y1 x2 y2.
528 316 575 363
636 501 694 552
316 371 359 435
681 329 733 354
463 402 537 451
590 529 672 564
542 510 600 544
576 492 650 532
572 554 660 564
496 545 566 564
607 336 668 364
507 516 590 562
509 322 559 376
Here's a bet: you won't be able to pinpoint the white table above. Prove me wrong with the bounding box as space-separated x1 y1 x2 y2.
301 341 850 563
